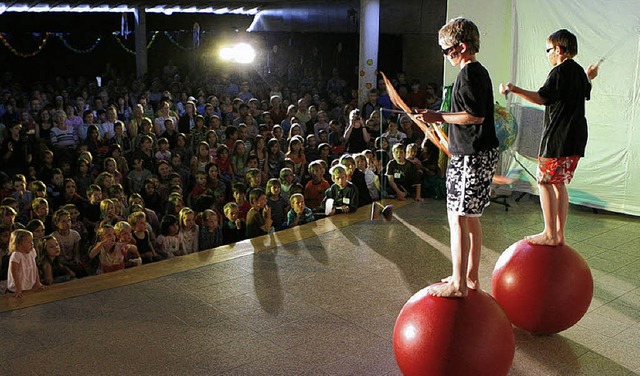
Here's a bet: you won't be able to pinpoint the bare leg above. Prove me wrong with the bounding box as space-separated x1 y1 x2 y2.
440 216 481 290
554 183 568 245
466 217 482 290
526 183 560 246
428 212 469 298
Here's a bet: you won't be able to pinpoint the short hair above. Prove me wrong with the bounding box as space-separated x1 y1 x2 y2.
245 168 261 180
308 160 324 174
30 180 46 193
32 197 49 210
128 211 146 225
26 219 44 233
12 174 26 184
0 205 17 217
339 154 356 166
329 164 347 177
289 193 304 205
223 202 238 216
279 167 294 180
548 29 578 57
158 137 169 146
248 187 265 203
406 143 419 155
87 184 102 196
392 143 405 153
438 17 480 54
232 182 247 194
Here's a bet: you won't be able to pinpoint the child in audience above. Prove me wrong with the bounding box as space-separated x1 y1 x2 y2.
286 136 306 181
222 202 246 245
266 178 289 231
279 167 295 202
304 160 331 211
231 140 249 182
7 229 45 297
155 138 172 162
83 184 102 235
386 143 422 201
51 208 85 277
246 188 273 238
12 174 33 220
355 153 380 201
340 154 372 207
38 235 75 285
179 207 199 254
31 197 52 233
129 211 160 263
245 168 263 192
188 171 210 207
61 204 88 241
285 193 315 228
215 144 233 180
155 215 183 259
113 221 142 267
191 141 213 176
26 219 46 248
232 183 251 221
266 138 285 178
322 164 359 215
90 224 140 273
198 209 223 251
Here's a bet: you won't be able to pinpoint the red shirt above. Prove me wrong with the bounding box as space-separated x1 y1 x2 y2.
304 179 330 210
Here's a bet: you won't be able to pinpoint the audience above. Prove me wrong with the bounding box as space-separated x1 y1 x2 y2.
0 61 446 297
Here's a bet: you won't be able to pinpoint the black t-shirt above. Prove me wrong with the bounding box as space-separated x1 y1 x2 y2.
386 160 420 191
537 59 591 158
346 127 368 153
450 61 499 155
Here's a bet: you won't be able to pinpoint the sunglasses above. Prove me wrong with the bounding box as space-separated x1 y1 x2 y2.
442 44 459 56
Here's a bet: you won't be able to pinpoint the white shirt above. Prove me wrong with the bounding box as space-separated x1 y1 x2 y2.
7 249 39 293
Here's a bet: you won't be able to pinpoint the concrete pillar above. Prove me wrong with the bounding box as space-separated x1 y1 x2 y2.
134 7 148 78
357 0 379 108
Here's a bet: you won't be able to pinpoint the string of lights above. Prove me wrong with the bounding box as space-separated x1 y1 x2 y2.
0 32 51 57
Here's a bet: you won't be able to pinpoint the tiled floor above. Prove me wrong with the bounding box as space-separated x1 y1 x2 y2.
1 195 639 375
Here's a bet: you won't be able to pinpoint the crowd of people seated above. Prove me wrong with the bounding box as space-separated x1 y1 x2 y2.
0 65 445 297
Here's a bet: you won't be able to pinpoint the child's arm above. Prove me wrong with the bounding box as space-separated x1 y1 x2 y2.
72 236 81 263
261 207 273 232
41 262 54 286
11 261 23 297
386 174 406 200
193 225 199 254
499 83 546 106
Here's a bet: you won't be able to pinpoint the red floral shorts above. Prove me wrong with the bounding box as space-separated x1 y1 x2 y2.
536 156 580 184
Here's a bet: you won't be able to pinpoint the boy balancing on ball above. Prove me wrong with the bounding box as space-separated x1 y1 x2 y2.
500 29 598 246
415 17 499 298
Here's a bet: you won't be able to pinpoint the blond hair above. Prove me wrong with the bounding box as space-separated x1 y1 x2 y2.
9 229 32 253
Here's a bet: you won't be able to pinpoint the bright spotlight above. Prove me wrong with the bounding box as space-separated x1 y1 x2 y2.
219 43 256 64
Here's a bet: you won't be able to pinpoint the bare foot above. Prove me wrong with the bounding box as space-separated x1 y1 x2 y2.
440 276 479 290
525 233 560 246
426 282 467 298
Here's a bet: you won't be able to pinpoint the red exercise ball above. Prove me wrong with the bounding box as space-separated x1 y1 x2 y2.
393 286 515 376
491 240 593 335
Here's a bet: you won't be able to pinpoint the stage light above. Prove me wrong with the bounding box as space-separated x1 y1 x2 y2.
219 43 256 64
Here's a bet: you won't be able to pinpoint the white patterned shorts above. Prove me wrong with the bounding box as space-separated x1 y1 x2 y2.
446 148 499 216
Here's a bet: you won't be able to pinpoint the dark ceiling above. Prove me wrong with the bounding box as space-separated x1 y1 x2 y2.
0 0 360 32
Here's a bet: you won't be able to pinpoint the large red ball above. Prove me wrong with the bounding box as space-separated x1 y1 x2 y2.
491 240 593 335
393 286 515 376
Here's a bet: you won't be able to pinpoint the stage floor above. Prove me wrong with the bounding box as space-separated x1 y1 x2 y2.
1 196 639 375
